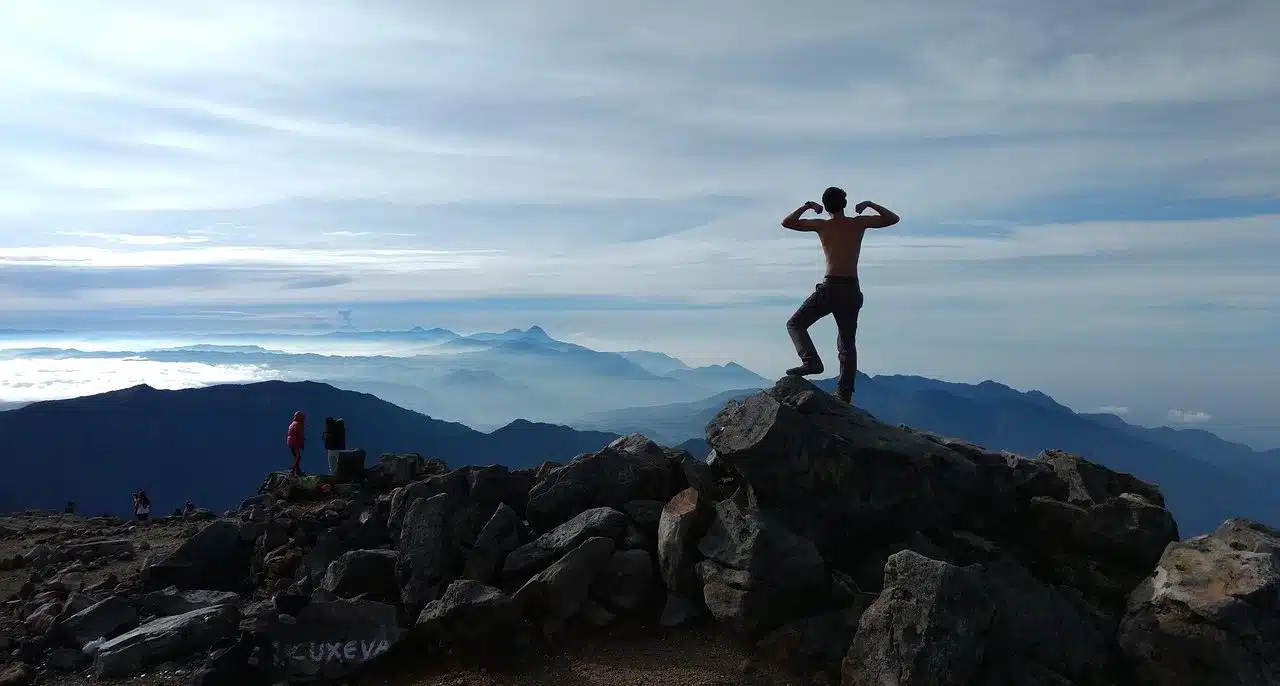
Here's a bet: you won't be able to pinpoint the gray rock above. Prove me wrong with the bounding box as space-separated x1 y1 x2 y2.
92 604 240 679
502 507 629 580
657 487 713 597
514 536 616 629
461 503 523 583
659 591 703 627
623 500 665 530
525 434 681 531
142 588 241 617
396 493 456 608
705 376 979 566
843 551 993 685
275 599 404 681
140 520 251 591
322 549 399 603
1039 449 1166 508
695 493 827 635
60 595 138 647
1119 518 1280 686
416 579 519 645
387 470 469 533
843 550 1115 685
757 599 876 676
592 549 655 612
467 465 536 515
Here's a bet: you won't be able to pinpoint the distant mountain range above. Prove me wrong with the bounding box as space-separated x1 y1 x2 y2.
578 374 1280 536
0 381 618 519
0 326 768 431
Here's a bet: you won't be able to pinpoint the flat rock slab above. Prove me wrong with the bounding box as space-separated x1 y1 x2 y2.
93 603 241 679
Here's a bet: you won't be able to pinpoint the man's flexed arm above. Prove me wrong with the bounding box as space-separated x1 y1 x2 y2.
782 201 826 231
854 200 900 228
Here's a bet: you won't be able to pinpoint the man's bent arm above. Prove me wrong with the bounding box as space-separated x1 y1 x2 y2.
856 201 900 228
782 203 825 232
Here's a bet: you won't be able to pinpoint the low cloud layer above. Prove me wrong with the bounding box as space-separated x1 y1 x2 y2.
0 357 278 402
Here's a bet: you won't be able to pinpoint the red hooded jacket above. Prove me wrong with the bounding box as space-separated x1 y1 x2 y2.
286 411 305 450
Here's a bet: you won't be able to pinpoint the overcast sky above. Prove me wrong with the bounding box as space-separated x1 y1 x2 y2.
0 1 1277 446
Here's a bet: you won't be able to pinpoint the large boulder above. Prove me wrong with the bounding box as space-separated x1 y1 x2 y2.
657 487 714 597
501 507 629 580
525 434 682 531
842 550 1116 685
694 491 827 635
141 521 251 591
92 604 241 679
60 596 138 647
416 580 521 646
705 376 979 566
274 599 404 681
1118 518 1280 686
387 470 469 534
513 536 617 631
322 550 399 603
397 493 457 608
461 503 524 583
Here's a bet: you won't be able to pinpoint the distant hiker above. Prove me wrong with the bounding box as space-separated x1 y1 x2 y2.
322 417 347 476
63 500 75 515
183 500 196 517
286 411 306 476
133 490 151 521
781 187 899 403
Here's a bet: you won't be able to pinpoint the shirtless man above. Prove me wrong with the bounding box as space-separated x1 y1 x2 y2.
780 186 899 403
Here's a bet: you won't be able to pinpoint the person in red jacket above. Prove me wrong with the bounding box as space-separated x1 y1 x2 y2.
286 411 306 476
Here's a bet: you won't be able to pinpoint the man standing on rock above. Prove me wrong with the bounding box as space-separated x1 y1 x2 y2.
781 187 899 403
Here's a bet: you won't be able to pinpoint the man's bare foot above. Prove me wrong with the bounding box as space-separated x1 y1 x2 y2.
786 363 824 376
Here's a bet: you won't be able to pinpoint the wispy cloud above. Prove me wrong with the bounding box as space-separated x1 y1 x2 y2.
1167 409 1213 425
1096 406 1130 416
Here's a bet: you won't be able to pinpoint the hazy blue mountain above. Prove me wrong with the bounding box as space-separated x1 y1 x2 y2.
590 374 1280 535
616 350 691 376
664 362 768 388
0 381 618 518
1082 412 1280 480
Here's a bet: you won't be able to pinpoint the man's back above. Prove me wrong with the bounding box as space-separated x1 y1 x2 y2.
816 217 870 278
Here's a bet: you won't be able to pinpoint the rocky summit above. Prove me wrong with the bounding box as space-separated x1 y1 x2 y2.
2 375 1278 685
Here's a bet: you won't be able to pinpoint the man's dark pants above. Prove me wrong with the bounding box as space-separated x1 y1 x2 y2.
786 276 864 400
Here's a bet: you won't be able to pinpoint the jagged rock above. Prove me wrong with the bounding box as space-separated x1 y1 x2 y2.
680 453 723 499
467 465 536 516
461 503 524 583
141 520 251 591
502 507 629 580
387 470 469 533
581 599 615 627
1040 449 1166 508
322 549 398 602
293 532 347 586
705 376 979 567
416 580 520 645
1118 518 1280 686
591 549 655 612
92 604 241 679
843 550 1116 685
397 493 457 608
275 598 404 680
658 487 713 597
514 536 616 631
23 600 60 635
525 434 682 531
142 588 241 617
623 500 665 530
60 595 138 647
188 631 268 686
695 493 827 635
843 551 993 685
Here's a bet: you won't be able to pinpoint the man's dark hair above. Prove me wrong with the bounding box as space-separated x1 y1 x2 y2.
822 186 847 213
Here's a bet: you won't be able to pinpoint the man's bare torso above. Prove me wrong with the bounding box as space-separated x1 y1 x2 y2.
816 217 869 278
